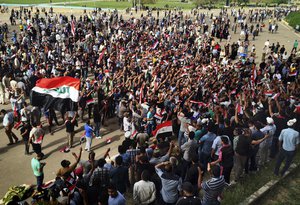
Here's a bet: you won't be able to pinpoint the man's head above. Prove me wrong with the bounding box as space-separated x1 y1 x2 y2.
61 160 71 168
115 155 123 166
164 162 173 173
221 136 229 145
88 151 95 161
188 131 195 140
141 170 150 182
98 158 106 168
36 153 43 161
0 109 6 115
212 165 221 178
266 117 274 125
107 183 118 198
182 182 194 196
287 118 297 128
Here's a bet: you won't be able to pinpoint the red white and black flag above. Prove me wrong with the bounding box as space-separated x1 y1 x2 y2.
71 20 76 36
152 121 173 138
30 76 80 112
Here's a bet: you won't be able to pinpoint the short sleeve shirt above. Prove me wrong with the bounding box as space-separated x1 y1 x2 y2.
279 128 300 151
31 158 42 176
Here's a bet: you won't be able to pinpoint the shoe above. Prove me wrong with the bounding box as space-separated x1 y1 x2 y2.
96 136 102 139
230 180 237 186
15 139 19 143
7 142 14 146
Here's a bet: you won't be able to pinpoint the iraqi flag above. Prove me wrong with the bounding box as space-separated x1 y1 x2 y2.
30 76 80 112
152 120 173 138
151 41 159 50
71 20 76 36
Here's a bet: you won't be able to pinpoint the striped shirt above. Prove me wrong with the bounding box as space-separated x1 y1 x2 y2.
201 176 226 205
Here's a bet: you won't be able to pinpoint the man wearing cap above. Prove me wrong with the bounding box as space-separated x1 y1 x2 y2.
176 181 202 205
259 117 276 165
274 119 299 176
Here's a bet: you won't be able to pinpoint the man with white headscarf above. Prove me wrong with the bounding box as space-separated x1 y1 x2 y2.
259 117 276 165
274 119 299 176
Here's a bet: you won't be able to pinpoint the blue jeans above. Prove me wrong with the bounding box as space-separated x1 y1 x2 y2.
178 131 186 148
94 122 101 137
147 123 154 136
274 148 295 176
36 173 44 188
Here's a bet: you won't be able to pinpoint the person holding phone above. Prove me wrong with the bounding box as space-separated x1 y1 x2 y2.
31 153 46 189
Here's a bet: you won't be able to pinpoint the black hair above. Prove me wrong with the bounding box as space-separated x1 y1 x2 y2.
212 165 221 178
115 155 123 166
98 158 106 168
221 136 229 145
189 131 195 140
141 170 150 181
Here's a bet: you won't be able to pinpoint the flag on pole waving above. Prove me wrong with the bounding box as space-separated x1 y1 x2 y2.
30 76 80 112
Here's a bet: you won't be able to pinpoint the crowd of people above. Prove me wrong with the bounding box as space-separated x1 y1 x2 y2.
0 5 299 205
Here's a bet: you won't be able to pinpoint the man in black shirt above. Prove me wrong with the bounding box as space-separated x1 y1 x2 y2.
65 113 77 148
176 182 201 205
20 121 31 155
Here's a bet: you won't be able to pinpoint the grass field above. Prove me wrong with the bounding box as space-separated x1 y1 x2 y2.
257 165 300 204
285 11 300 29
66 0 196 10
0 0 84 4
222 151 300 205
0 0 195 10
0 0 197 9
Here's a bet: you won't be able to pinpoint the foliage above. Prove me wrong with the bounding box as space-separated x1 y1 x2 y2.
285 11 300 29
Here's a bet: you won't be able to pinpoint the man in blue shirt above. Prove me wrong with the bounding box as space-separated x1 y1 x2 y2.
199 123 216 172
107 183 126 205
274 119 299 176
84 120 94 152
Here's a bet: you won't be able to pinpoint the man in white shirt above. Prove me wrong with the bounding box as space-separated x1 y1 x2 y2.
1 109 19 145
133 170 156 205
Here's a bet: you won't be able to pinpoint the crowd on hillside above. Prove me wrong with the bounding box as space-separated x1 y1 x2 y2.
0 5 299 205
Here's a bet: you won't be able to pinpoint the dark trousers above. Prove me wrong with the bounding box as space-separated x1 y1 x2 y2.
5 125 18 144
270 137 279 158
32 143 42 155
200 152 211 172
222 166 233 184
36 173 44 188
274 149 295 176
245 149 259 173
24 140 30 154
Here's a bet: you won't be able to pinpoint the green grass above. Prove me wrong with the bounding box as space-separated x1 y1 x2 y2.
285 11 300 29
222 152 300 205
64 0 196 10
257 166 300 204
68 1 132 9
0 0 83 4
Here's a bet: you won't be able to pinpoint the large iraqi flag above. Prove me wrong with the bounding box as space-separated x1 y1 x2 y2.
152 120 173 138
30 76 80 112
